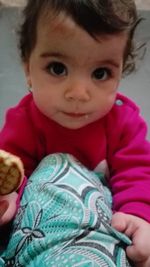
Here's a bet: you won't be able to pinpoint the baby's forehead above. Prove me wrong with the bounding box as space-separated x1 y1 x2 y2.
37 11 87 42
34 15 128 67
37 11 128 42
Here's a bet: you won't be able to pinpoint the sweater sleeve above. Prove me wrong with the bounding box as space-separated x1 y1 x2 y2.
107 95 150 222
0 98 38 177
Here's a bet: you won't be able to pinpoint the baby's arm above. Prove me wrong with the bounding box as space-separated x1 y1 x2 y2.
0 150 24 225
107 97 150 265
111 212 150 267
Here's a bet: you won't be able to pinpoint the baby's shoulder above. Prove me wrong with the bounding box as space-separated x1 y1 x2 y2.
7 93 35 116
5 93 34 127
114 93 140 113
14 93 33 110
106 93 142 129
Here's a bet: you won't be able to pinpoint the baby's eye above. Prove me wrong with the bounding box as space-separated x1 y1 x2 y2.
92 68 111 81
45 62 67 76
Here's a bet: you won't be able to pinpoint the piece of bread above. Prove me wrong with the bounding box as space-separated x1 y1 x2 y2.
0 150 24 195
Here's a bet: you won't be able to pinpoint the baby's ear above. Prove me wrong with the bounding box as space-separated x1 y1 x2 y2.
23 62 32 88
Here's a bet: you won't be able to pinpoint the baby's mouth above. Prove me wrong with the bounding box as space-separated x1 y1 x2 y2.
62 111 90 119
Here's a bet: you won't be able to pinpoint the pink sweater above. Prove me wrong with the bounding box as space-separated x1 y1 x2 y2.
1 93 150 222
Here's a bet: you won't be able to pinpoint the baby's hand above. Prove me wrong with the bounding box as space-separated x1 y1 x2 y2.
111 212 150 267
0 192 18 225
0 150 24 195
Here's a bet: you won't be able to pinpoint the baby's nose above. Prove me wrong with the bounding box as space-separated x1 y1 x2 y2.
64 82 91 102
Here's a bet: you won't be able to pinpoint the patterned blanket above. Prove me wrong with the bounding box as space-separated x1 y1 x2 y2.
0 154 132 267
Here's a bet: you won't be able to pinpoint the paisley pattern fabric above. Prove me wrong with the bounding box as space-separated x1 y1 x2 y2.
0 154 132 267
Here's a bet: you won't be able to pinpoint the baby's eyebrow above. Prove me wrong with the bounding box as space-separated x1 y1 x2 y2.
97 60 120 69
40 51 67 59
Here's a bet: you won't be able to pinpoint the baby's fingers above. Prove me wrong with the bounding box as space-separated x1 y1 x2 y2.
0 200 9 218
134 257 150 267
126 228 150 264
0 192 18 225
111 212 132 234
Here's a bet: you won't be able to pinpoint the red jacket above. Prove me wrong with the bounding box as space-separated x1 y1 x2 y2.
1 93 150 221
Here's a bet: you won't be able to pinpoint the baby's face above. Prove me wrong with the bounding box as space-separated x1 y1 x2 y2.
24 12 128 129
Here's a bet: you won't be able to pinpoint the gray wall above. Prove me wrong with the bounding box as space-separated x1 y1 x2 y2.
119 11 150 139
0 7 27 125
0 7 150 138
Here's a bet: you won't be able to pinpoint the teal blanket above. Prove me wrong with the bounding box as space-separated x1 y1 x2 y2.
0 154 132 266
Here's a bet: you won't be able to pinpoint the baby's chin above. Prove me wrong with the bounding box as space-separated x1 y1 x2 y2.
55 121 90 130
53 116 98 130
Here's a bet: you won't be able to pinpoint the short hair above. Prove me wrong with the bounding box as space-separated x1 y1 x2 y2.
18 0 141 74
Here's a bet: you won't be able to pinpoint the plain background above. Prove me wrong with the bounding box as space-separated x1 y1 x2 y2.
0 7 150 138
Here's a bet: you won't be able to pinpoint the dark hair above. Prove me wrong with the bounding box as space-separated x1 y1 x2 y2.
19 0 141 74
